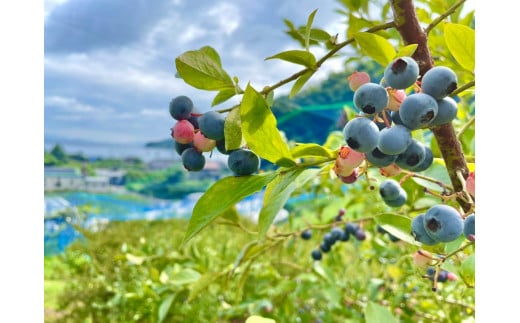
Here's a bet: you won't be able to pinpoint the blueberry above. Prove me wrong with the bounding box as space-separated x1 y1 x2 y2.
311 249 322 260
322 232 336 245
339 230 350 242
421 66 458 99
181 148 205 171
424 204 464 242
187 115 199 130
388 233 400 242
216 138 235 155
376 225 387 234
345 223 359 234
342 117 380 153
463 214 475 240
353 83 389 115
426 267 449 282
227 149 260 176
319 241 331 253
174 141 194 155
411 214 439 245
379 179 403 200
383 56 420 89
377 125 412 155
395 139 427 170
366 147 398 167
330 227 344 241
354 228 366 241
429 96 458 127
199 111 225 140
383 193 407 207
169 95 194 120
300 229 312 240
409 145 433 172
399 93 439 130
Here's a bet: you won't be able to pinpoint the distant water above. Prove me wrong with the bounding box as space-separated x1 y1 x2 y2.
44 190 288 256
44 140 177 162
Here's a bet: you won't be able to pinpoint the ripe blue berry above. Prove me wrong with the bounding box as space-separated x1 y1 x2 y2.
343 117 380 153
199 111 225 140
330 227 344 241
366 147 397 167
181 147 205 171
463 214 475 240
353 83 389 115
377 125 412 155
323 232 336 245
421 66 458 99
383 193 407 207
354 228 366 241
395 139 427 170
379 179 402 200
301 229 312 240
424 205 464 242
399 93 439 130
339 230 350 242
319 242 331 253
227 149 260 176
411 214 439 245
409 145 433 172
429 96 458 127
311 249 322 260
384 56 420 89
345 223 359 234
169 95 194 120
175 141 194 155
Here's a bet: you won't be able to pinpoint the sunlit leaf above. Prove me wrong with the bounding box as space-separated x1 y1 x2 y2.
240 85 295 167
224 107 242 151
354 32 396 66
265 50 317 69
212 88 236 106
290 143 335 158
182 172 277 245
365 301 398 323
175 46 234 91
290 70 314 98
444 23 475 71
158 294 175 323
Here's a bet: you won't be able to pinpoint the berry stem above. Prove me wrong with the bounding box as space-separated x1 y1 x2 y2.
424 0 467 34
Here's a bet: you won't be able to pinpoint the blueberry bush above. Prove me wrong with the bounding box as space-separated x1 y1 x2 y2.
47 1 475 322
169 0 475 321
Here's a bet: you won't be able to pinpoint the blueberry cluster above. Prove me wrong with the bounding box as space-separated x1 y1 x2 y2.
341 57 459 182
425 267 457 283
309 222 366 261
169 96 261 176
411 204 464 245
379 179 407 208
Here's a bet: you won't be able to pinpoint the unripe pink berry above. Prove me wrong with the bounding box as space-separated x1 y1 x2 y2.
348 71 371 91
386 88 407 111
413 250 432 268
339 168 359 184
193 131 216 152
379 164 402 177
447 272 458 281
333 146 365 177
173 120 195 144
466 171 475 198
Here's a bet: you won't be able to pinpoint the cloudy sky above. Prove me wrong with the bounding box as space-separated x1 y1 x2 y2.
44 0 349 150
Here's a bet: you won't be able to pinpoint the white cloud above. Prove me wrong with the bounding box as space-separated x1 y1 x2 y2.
45 95 105 113
44 0 69 19
206 2 241 35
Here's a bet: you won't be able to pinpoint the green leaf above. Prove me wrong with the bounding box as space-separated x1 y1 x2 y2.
220 206 241 223
354 32 396 66
245 316 276 323
188 271 226 302
444 23 475 71
212 88 236 106
365 301 398 323
258 169 303 237
158 294 175 323
289 70 315 98
175 46 234 90
224 107 242 151
305 9 318 50
265 50 317 69
182 172 277 245
375 213 420 246
459 254 475 286
170 268 201 285
396 44 418 58
298 27 333 43
240 85 296 167
290 143 335 158
444 234 466 254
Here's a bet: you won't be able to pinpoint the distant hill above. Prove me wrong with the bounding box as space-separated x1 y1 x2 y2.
145 139 174 149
